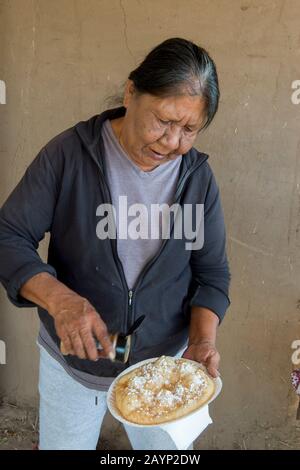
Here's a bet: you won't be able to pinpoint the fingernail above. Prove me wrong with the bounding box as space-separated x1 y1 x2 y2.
108 350 115 361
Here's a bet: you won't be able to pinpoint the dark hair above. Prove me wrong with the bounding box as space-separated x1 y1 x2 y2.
128 38 220 130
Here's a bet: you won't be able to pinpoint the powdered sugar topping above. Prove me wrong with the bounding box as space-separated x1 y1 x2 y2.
124 356 210 417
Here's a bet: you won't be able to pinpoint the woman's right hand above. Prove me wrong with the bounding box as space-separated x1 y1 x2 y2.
19 272 115 362
49 292 115 361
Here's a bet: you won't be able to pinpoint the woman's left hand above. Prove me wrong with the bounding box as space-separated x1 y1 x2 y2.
182 340 220 378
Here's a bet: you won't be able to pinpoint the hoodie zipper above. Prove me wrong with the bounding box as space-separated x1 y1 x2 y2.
128 289 133 329
128 289 133 306
97 167 136 333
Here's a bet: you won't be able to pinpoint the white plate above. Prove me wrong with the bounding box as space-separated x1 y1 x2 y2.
107 357 222 428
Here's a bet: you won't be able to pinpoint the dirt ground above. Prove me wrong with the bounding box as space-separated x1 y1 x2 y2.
0 401 132 450
1 400 300 450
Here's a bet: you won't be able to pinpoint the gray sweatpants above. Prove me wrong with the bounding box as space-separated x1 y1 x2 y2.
38 343 192 450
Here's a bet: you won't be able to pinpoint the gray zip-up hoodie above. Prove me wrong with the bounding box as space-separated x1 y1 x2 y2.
0 107 231 378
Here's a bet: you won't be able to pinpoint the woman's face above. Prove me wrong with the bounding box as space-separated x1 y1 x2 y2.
113 81 207 172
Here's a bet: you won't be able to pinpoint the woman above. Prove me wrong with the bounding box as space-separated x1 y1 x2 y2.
0 38 231 449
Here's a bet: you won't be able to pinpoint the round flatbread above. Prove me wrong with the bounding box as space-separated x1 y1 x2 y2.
114 355 215 425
